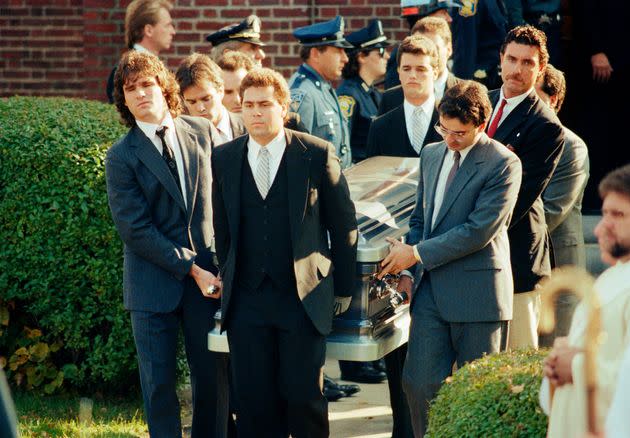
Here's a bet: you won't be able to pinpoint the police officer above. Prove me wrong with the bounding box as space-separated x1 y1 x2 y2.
289 16 353 168
206 15 266 66
451 0 509 90
337 19 391 163
384 0 462 89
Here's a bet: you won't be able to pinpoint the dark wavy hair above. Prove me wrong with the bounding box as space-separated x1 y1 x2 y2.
176 52 224 94
341 49 374 80
438 80 492 127
500 25 549 67
113 51 182 128
538 64 566 113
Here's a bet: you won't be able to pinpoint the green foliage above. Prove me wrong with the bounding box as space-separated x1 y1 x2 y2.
427 349 548 438
0 96 136 393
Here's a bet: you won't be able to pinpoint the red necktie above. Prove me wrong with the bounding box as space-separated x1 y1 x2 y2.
487 99 507 138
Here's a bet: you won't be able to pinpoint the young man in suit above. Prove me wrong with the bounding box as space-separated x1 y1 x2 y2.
379 80 522 436
366 34 442 158
105 51 228 438
211 68 358 437
176 53 246 145
487 25 565 349
379 16 460 115
537 64 590 346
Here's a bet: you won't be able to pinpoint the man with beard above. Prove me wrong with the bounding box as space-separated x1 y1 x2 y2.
540 164 630 438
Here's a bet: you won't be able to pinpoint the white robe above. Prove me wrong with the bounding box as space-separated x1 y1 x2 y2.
539 260 630 437
605 343 630 438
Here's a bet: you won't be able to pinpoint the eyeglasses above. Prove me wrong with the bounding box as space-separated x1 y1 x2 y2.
434 123 477 140
371 47 386 58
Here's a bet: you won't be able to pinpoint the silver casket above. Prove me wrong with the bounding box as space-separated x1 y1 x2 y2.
208 156 419 361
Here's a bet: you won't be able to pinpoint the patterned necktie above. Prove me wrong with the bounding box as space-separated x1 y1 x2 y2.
412 106 426 154
443 150 461 194
255 147 271 199
487 99 507 138
156 126 182 194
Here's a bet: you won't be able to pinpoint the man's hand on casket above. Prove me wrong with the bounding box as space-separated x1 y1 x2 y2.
397 275 413 304
333 296 352 316
377 237 417 279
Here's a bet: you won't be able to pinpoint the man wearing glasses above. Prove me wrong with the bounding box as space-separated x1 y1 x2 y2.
365 34 442 158
378 80 522 436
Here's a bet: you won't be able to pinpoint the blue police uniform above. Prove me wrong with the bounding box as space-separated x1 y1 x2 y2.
337 19 391 162
289 16 353 168
451 0 508 90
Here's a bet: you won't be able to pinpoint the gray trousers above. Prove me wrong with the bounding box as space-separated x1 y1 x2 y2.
402 275 508 437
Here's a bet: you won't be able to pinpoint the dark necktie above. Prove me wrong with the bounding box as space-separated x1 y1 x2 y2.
156 126 182 194
443 150 461 194
487 98 507 138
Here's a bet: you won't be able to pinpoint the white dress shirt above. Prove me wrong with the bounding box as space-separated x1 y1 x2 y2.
133 43 151 54
434 69 449 102
247 130 287 194
431 142 476 228
215 106 234 144
488 87 533 129
404 94 435 154
136 113 188 207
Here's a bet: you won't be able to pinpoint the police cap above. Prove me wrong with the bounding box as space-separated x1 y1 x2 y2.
400 0 462 18
206 15 265 46
293 16 353 49
346 19 392 52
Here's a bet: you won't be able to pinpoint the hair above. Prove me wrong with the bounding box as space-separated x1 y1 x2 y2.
538 64 566 113
217 50 256 73
411 16 452 45
599 164 630 200
209 40 244 63
341 48 374 79
396 34 439 73
438 80 492 127
125 0 172 49
239 68 290 107
113 51 182 128
299 45 327 62
175 53 224 95
500 25 549 67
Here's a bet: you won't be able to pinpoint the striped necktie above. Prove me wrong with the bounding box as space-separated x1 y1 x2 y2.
412 106 426 154
255 147 271 199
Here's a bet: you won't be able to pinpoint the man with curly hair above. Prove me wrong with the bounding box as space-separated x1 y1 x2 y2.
105 51 229 438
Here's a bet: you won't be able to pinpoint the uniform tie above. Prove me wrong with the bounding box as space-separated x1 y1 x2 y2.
487 98 507 138
443 150 461 194
412 106 426 154
255 147 271 199
156 126 182 194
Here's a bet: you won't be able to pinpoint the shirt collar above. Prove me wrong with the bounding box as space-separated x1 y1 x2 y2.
435 70 448 92
136 112 175 141
216 106 232 137
448 140 475 162
133 43 152 54
404 93 435 115
301 63 330 88
499 86 533 107
248 129 286 160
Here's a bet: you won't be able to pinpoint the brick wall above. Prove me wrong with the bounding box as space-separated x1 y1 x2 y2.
1 0 408 102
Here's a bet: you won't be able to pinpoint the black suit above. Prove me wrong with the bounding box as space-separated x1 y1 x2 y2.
377 73 461 116
211 129 357 437
105 116 231 438
488 89 564 293
366 104 441 158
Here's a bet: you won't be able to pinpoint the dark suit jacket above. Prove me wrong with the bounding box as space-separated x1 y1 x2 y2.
407 134 522 322
543 127 590 267
488 89 564 292
211 129 358 335
105 115 220 312
377 73 460 116
366 104 441 158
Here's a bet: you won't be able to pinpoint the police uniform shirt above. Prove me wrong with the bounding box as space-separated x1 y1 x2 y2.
403 94 435 154
289 63 352 168
136 113 188 207
489 86 533 129
337 76 381 162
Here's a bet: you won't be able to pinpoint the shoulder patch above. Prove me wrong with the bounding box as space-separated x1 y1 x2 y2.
290 89 306 113
459 0 478 17
338 95 356 119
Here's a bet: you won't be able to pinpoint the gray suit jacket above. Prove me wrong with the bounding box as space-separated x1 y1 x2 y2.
211 129 358 335
407 134 522 322
543 127 590 267
105 115 220 312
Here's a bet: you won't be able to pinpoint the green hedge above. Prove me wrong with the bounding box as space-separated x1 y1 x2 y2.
0 96 136 393
427 349 548 438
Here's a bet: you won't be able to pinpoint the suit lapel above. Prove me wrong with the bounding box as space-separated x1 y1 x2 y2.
229 112 246 138
131 126 186 214
423 143 446 238
285 130 310 248
174 118 199 219
393 105 415 156
225 136 247 243
490 89 537 145
432 142 485 230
